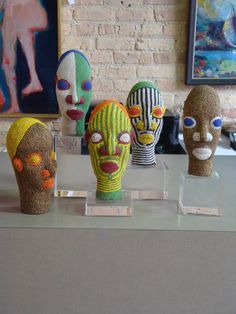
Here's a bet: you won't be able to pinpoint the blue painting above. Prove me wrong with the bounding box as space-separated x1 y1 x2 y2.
187 0 236 84
0 0 59 115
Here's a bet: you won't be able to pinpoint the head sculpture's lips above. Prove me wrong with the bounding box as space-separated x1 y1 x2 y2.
100 161 119 173
192 147 212 160
66 109 84 120
138 132 154 145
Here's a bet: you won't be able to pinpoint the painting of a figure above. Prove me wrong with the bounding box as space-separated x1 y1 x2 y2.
0 0 59 115
186 0 236 84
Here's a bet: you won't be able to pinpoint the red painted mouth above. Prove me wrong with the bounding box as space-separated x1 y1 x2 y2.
100 162 119 173
66 109 84 120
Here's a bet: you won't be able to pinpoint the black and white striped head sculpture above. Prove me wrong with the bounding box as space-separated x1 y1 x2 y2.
126 81 165 165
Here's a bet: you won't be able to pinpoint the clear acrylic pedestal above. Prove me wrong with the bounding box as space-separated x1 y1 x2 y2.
54 135 91 197
178 170 223 216
122 158 168 200
85 191 132 216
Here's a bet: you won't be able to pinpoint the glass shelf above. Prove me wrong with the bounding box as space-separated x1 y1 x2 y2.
178 170 223 216
0 153 236 232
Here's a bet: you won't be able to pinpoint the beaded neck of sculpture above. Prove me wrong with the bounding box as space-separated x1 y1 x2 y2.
96 175 122 200
188 157 213 177
19 187 51 214
132 145 156 166
61 116 86 136
76 116 85 136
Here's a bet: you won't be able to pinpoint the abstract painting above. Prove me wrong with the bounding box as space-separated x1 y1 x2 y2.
186 0 236 85
0 0 59 116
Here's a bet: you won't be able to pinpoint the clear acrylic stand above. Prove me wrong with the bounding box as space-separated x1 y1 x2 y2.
54 135 91 197
178 170 223 216
85 190 132 216
122 158 168 200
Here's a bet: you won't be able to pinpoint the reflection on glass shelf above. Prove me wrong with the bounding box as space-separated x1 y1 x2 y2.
85 191 132 217
54 135 92 197
123 159 168 200
178 170 223 216
1 154 236 232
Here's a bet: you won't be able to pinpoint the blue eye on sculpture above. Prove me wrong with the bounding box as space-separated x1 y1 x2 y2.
82 80 92 91
211 117 222 129
183 116 196 128
57 79 70 91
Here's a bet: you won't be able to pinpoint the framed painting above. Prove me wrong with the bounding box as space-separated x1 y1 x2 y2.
186 0 236 85
0 0 60 117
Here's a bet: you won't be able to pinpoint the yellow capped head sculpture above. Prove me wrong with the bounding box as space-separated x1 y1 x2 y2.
6 118 57 214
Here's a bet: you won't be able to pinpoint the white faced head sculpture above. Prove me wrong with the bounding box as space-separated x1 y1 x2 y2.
56 50 92 136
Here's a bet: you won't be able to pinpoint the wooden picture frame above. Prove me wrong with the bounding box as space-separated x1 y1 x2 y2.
0 0 61 117
186 0 236 85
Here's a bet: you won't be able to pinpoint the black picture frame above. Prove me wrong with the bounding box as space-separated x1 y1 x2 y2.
186 0 236 85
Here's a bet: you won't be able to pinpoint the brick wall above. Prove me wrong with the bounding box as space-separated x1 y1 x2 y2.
61 0 188 114
61 0 236 117
1 0 236 146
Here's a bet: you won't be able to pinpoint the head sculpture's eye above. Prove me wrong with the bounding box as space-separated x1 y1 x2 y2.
82 80 92 91
57 79 70 91
26 153 42 167
183 116 196 129
91 132 103 144
210 117 222 129
118 132 130 144
128 105 142 118
152 106 165 118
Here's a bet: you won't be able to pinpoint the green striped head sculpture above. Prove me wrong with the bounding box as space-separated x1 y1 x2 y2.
56 50 92 136
126 81 165 165
87 100 131 200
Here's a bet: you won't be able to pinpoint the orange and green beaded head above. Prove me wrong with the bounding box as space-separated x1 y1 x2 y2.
87 100 131 200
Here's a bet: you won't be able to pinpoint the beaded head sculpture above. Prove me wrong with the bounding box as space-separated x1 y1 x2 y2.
183 85 222 177
6 118 57 214
87 100 131 200
126 81 165 165
56 50 92 136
